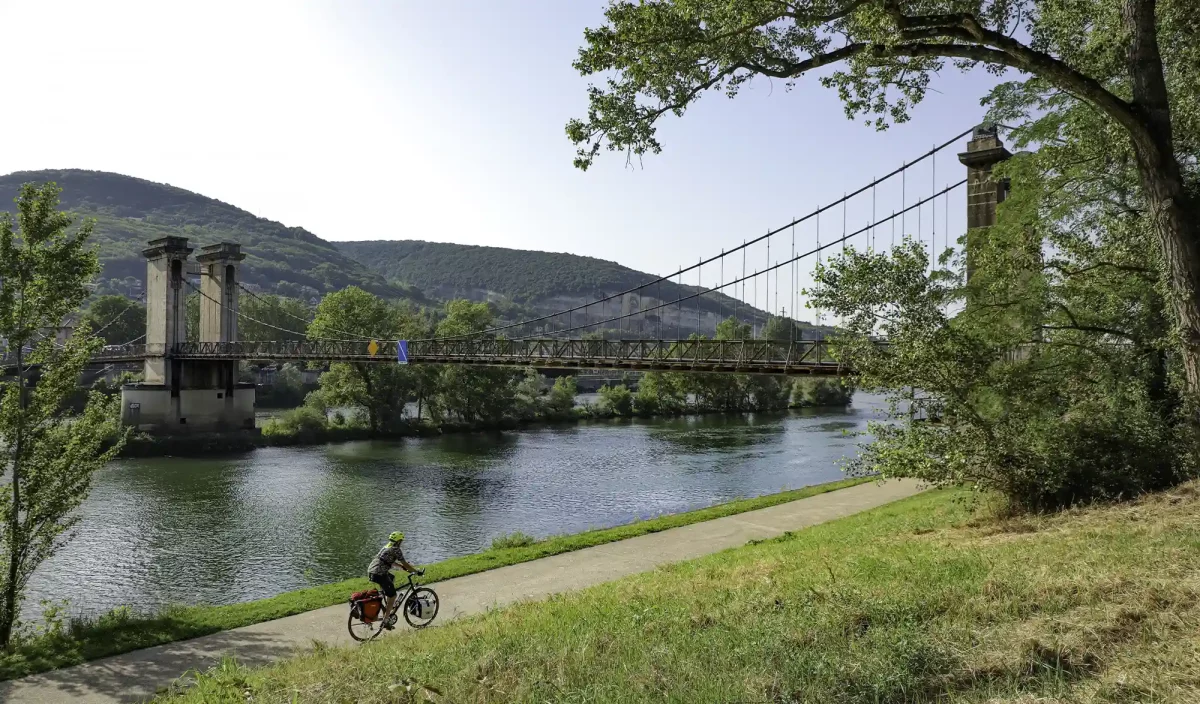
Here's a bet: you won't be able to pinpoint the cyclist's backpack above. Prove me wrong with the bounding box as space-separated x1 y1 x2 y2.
349 588 382 623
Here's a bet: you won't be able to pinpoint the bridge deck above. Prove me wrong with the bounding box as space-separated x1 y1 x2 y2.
4 339 848 376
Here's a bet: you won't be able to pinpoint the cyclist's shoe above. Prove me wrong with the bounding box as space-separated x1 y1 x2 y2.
383 614 398 630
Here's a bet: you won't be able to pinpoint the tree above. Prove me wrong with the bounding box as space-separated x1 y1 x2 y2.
544 376 579 419
750 315 797 409
810 224 1189 508
634 371 689 414
308 287 425 433
568 0 1200 398
82 295 145 346
434 301 527 425
0 184 125 646
686 320 750 411
598 383 635 415
761 315 796 342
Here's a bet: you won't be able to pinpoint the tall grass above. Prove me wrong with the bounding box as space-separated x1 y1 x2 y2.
167 484 1200 703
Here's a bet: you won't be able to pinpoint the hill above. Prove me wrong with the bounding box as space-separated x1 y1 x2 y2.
340 239 690 303
339 240 828 337
0 169 823 337
0 170 416 304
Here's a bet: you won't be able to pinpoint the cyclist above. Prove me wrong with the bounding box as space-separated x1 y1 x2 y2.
368 531 423 628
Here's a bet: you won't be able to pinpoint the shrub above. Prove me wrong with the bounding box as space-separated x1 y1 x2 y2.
793 378 855 407
598 384 633 416
491 532 536 550
262 406 328 438
543 376 577 419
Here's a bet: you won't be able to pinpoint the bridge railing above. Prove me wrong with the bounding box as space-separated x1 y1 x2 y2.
167 338 845 374
2 343 157 368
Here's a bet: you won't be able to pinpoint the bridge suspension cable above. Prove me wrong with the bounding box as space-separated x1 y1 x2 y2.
184 280 367 343
512 180 964 339
430 126 976 341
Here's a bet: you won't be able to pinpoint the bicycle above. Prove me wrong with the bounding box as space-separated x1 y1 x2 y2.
347 571 440 642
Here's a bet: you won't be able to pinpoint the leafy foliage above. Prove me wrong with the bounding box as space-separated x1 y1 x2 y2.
306 287 428 434
598 384 635 416
81 295 145 346
0 183 126 646
812 229 1190 510
260 407 329 439
432 301 530 425
544 376 579 420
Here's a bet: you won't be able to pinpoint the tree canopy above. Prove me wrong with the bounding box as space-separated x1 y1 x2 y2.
569 0 1200 397
307 287 428 433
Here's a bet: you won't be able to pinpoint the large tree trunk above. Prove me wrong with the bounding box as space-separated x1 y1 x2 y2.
1 348 25 648
1125 0 1200 395
1135 155 1200 393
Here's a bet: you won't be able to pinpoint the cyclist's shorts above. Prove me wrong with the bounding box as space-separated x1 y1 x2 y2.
368 571 397 598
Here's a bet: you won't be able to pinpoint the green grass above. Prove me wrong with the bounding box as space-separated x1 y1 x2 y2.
162 484 1200 703
0 476 871 681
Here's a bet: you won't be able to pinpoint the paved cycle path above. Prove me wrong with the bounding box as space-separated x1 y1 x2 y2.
0 479 922 703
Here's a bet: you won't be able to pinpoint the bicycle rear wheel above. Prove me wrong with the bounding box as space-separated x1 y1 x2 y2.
403 587 440 628
347 610 379 642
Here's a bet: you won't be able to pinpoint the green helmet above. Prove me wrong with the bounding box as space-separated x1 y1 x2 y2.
388 531 405 544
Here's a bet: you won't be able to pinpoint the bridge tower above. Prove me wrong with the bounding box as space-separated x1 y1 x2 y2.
120 238 256 434
957 124 1012 281
140 236 192 386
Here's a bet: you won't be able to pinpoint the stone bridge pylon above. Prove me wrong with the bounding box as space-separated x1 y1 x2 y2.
120 237 256 433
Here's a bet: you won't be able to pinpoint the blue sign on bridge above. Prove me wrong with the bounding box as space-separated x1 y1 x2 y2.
397 339 409 364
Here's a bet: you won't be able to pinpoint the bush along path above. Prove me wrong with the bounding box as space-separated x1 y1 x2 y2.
0 479 920 704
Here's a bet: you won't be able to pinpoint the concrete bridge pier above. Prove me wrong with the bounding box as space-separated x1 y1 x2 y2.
120 238 256 434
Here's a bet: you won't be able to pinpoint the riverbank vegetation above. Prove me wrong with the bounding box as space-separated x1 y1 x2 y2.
0 477 869 681
241 292 855 447
168 483 1200 702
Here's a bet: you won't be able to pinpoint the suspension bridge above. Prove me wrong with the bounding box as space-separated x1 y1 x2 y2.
2 124 1011 433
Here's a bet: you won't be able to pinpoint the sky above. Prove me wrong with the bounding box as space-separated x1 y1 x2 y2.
0 0 1007 318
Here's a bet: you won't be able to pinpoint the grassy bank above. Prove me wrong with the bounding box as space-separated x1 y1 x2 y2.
164 484 1200 703
0 476 871 681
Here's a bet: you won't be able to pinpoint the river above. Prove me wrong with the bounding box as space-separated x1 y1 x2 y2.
28 394 888 621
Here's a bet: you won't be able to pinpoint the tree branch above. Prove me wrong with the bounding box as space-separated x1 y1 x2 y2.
1044 261 1155 278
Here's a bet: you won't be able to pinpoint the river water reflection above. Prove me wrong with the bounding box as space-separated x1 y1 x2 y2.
30 394 887 619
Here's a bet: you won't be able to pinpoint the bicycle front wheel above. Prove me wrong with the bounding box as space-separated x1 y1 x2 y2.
403 587 440 628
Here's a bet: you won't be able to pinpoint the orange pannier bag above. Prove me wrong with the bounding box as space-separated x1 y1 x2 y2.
350 589 383 623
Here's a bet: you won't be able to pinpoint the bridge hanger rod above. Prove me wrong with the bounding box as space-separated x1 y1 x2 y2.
430 126 977 342
514 180 965 339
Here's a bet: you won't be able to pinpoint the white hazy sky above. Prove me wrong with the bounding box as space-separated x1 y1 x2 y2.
1 0 1005 312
